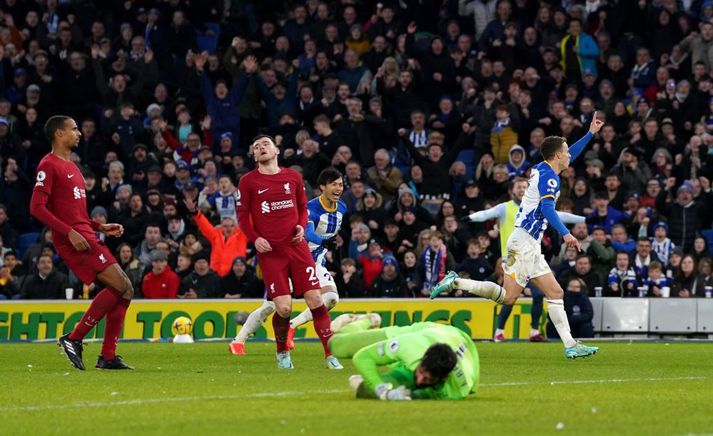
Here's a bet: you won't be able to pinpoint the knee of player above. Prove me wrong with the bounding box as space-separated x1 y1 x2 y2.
323 291 339 309
274 304 291 318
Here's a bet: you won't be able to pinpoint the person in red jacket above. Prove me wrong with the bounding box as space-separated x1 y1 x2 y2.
358 239 385 288
141 250 180 299
183 196 248 277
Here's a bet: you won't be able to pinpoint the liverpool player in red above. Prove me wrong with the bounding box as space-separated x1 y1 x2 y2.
237 135 342 369
30 115 135 370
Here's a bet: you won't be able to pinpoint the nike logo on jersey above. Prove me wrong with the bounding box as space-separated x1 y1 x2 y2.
67 174 74 178
258 188 269 194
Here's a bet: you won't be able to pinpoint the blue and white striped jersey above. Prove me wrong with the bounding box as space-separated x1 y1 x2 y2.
514 161 560 242
306 197 346 267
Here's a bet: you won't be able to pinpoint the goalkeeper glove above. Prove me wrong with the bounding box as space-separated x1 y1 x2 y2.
375 383 411 401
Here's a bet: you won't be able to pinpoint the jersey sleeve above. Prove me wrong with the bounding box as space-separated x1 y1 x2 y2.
537 170 559 200
352 334 425 393
294 171 309 229
29 162 73 236
236 175 259 242
305 201 325 245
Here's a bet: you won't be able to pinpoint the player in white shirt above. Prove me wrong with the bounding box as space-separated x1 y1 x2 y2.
229 168 345 357
432 113 604 359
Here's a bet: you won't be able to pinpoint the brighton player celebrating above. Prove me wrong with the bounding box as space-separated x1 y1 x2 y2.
287 167 346 348
229 167 346 354
461 177 585 342
235 135 341 369
328 316 479 400
432 113 605 359
30 115 135 370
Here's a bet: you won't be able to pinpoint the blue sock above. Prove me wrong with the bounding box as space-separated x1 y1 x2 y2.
497 304 513 330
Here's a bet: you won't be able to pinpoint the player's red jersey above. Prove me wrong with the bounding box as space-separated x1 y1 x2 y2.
30 153 116 284
31 153 97 245
236 167 309 247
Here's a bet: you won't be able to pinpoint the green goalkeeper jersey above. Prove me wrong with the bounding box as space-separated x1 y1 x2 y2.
352 323 479 400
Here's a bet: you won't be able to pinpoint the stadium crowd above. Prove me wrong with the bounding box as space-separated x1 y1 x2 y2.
1 0 713 302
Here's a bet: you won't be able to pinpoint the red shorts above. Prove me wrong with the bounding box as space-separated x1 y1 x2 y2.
259 242 320 300
55 237 117 285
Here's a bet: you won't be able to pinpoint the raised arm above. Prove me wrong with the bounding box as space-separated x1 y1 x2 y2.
466 203 506 223
569 112 604 161
557 211 586 224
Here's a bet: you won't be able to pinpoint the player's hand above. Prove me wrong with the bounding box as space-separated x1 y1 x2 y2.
99 223 124 237
563 233 581 252
588 111 604 134
255 237 272 253
292 225 305 244
376 383 411 400
320 236 338 251
183 197 197 214
68 229 90 252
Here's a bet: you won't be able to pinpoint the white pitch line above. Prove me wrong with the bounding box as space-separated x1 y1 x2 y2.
2 376 706 413
0 389 351 413
479 376 707 387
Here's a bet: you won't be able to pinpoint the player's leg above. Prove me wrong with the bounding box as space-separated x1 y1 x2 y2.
329 327 388 358
494 304 513 342
290 244 341 368
94 263 134 369
430 271 508 302
230 299 275 355
529 285 546 342
529 273 598 359
290 265 339 328
272 294 293 355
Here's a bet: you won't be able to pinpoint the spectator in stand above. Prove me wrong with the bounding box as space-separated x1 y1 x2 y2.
607 251 639 298
367 149 403 203
220 256 263 299
587 191 627 234
368 256 411 298
115 242 144 293
183 196 247 277
656 178 713 253
141 250 180 299
359 239 385 289
19 254 70 299
334 257 366 299
178 251 221 299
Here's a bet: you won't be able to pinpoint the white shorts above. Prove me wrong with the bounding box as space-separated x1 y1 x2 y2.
317 264 336 289
502 228 552 288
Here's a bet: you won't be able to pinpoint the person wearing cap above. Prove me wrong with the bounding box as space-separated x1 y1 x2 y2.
457 179 484 218
220 256 263 299
141 250 180 299
182 194 247 276
368 255 410 298
559 17 599 82
651 221 674 266
656 177 713 252
461 176 585 342
178 250 222 298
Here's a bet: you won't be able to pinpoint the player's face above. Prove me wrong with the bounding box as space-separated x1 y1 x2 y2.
512 181 528 201
321 178 343 202
59 119 81 148
557 143 570 171
252 138 278 164
414 366 439 387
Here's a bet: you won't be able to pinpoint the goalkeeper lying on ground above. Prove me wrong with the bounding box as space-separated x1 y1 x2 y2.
328 315 479 400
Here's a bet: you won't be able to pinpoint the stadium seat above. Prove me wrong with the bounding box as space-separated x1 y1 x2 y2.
17 232 40 259
700 229 713 254
196 22 220 53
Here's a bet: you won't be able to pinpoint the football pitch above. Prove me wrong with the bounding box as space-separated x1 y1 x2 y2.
1 341 712 435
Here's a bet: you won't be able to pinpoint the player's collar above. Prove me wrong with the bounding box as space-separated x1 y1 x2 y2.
319 195 337 212
544 160 557 171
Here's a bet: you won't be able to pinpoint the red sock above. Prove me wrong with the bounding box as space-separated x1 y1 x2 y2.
310 304 333 357
101 298 130 360
68 288 122 341
272 313 290 353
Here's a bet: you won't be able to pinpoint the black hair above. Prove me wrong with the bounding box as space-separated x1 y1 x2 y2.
420 343 457 383
44 115 72 142
252 134 275 144
317 167 343 187
540 136 566 160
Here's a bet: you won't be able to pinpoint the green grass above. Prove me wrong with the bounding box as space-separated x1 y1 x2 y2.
1 341 712 435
